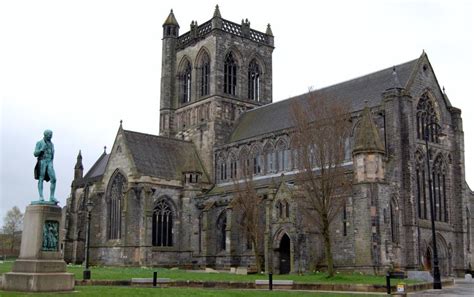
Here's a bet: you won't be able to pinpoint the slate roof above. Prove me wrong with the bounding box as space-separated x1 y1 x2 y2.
122 130 209 182
83 152 109 180
229 58 418 143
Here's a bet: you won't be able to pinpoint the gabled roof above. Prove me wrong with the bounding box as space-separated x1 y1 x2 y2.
229 57 418 143
83 152 109 181
122 130 209 182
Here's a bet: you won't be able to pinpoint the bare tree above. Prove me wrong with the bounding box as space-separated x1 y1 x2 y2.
2 206 24 254
232 172 265 273
291 94 351 277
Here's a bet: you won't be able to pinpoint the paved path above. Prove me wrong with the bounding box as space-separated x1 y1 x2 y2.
410 279 474 296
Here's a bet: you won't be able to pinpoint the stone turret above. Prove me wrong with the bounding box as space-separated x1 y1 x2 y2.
160 9 180 136
353 105 385 183
74 150 83 180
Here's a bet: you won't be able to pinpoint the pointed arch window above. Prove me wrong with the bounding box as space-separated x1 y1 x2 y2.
433 156 448 222
276 141 290 172
229 154 238 179
224 52 237 96
199 52 210 97
152 199 174 247
251 147 262 175
179 59 192 103
416 151 428 219
264 144 275 174
248 59 261 101
217 211 227 251
390 200 400 244
416 94 439 143
107 172 126 240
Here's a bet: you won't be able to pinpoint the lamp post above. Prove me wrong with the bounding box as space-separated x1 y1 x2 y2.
423 121 444 289
83 200 94 280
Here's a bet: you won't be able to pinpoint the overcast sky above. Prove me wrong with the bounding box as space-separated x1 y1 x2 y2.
1 0 473 225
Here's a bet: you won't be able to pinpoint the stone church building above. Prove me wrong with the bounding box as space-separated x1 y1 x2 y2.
63 6 474 275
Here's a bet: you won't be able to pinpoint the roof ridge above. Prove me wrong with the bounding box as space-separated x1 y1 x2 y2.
123 129 192 144
239 57 419 117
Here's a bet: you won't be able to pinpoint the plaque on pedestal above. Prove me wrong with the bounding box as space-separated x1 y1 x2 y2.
3 204 75 292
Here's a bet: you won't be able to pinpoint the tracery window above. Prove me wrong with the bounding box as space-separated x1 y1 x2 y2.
107 172 126 240
199 52 210 97
217 211 227 251
179 59 192 103
416 94 439 143
248 59 261 101
152 199 173 247
224 52 237 96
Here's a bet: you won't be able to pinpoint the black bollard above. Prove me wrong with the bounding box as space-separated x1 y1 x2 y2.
153 271 157 287
269 272 273 291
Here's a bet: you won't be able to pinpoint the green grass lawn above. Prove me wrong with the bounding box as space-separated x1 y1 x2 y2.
67 265 392 285
0 286 385 297
0 260 416 286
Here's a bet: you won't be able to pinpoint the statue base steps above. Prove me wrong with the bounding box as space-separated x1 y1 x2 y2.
2 204 75 292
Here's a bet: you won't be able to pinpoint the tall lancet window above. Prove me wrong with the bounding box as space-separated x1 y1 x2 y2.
180 59 192 103
433 156 448 222
416 94 439 143
224 52 237 96
107 172 126 240
217 211 227 251
199 53 210 97
248 59 261 101
152 199 174 247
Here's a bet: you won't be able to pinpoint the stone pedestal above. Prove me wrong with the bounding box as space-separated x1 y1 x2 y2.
3 204 75 292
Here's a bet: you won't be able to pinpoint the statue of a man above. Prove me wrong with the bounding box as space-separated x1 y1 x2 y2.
34 130 57 203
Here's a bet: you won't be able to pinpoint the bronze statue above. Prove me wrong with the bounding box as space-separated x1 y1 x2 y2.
34 130 57 203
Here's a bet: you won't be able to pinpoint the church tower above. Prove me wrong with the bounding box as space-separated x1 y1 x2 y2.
159 5 275 175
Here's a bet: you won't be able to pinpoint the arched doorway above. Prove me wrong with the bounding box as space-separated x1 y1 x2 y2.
279 234 291 274
423 247 432 272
